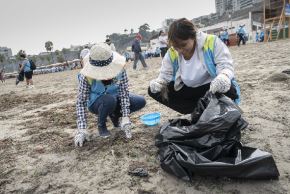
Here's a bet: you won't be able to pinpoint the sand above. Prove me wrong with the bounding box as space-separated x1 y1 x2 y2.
1 39 290 194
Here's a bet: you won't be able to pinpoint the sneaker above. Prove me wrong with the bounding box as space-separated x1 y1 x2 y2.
98 126 111 138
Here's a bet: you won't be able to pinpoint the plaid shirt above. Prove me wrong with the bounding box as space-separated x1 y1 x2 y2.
76 70 130 129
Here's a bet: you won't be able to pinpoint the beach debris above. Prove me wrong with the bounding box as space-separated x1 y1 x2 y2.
128 167 148 177
282 69 290 75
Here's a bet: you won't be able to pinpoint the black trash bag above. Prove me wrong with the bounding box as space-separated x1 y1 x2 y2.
155 92 279 181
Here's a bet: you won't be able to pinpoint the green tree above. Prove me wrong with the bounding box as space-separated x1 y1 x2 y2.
45 41 53 52
138 23 150 32
55 50 65 63
130 28 134 34
124 29 128 34
45 41 54 63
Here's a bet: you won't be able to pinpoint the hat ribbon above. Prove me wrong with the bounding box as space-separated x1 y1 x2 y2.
90 54 113 67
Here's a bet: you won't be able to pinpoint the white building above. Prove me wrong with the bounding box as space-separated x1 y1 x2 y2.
199 12 263 43
0 47 12 58
215 0 263 16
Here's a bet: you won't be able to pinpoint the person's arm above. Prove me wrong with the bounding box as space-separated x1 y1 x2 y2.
149 51 174 93
118 70 134 139
118 70 130 117
19 62 25 72
157 51 174 82
76 74 90 130
209 37 235 94
214 37 235 80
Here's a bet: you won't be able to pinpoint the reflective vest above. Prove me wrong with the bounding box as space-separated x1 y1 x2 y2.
168 35 241 104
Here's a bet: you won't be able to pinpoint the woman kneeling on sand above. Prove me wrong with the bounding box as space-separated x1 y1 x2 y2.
148 18 240 114
75 43 146 147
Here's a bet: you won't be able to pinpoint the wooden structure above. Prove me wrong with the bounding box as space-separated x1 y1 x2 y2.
264 0 290 41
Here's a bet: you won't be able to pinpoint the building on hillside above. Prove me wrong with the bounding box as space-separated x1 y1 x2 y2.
0 47 12 58
215 0 263 16
199 11 263 45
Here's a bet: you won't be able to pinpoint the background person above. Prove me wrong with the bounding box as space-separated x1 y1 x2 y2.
75 43 146 147
105 38 116 51
131 34 148 70
0 68 5 83
80 45 90 68
148 18 240 115
236 25 247 46
19 50 34 88
158 30 168 58
220 29 230 46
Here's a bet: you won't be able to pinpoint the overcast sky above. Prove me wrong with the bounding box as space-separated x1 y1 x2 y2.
0 0 215 55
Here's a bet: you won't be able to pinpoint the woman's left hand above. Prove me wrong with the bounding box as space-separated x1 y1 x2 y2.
210 73 231 94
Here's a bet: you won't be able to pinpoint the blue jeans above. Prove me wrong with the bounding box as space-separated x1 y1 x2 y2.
89 93 146 128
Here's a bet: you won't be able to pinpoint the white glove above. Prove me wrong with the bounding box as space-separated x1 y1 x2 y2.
210 73 231 94
74 129 89 147
149 78 167 93
121 117 132 139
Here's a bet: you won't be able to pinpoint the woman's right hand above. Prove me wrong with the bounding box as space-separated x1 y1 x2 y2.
149 78 167 93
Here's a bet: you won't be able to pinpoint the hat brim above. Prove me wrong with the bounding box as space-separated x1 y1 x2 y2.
80 51 126 80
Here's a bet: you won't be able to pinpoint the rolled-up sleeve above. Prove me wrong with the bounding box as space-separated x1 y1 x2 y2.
214 37 235 79
157 52 173 82
118 70 130 117
76 74 90 129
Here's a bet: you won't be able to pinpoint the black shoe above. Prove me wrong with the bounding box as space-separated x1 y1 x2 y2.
98 126 111 138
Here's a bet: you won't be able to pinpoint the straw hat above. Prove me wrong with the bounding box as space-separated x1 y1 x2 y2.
80 42 126 80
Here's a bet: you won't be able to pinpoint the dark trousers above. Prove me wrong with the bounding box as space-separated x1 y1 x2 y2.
160 47 168 58
133 53 147 69
237 34 246 46
89 93 146 127
148 82 237 114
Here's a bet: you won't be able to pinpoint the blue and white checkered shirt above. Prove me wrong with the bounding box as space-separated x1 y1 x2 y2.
76 70 130 129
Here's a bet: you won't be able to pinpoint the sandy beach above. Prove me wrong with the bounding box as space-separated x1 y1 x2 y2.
1 39 290 194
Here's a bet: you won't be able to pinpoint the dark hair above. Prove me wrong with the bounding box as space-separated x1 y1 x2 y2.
19 50 26 58
159 30 163 36
168 18 197 47
105 39 111 45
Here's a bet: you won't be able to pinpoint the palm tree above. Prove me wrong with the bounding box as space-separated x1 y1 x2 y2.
139 23 150 32
45 41 53 52
130 28 134 35
45 41 54 63
124 29 128 34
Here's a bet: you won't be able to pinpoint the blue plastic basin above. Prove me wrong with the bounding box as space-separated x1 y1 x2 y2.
140 112 161 126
